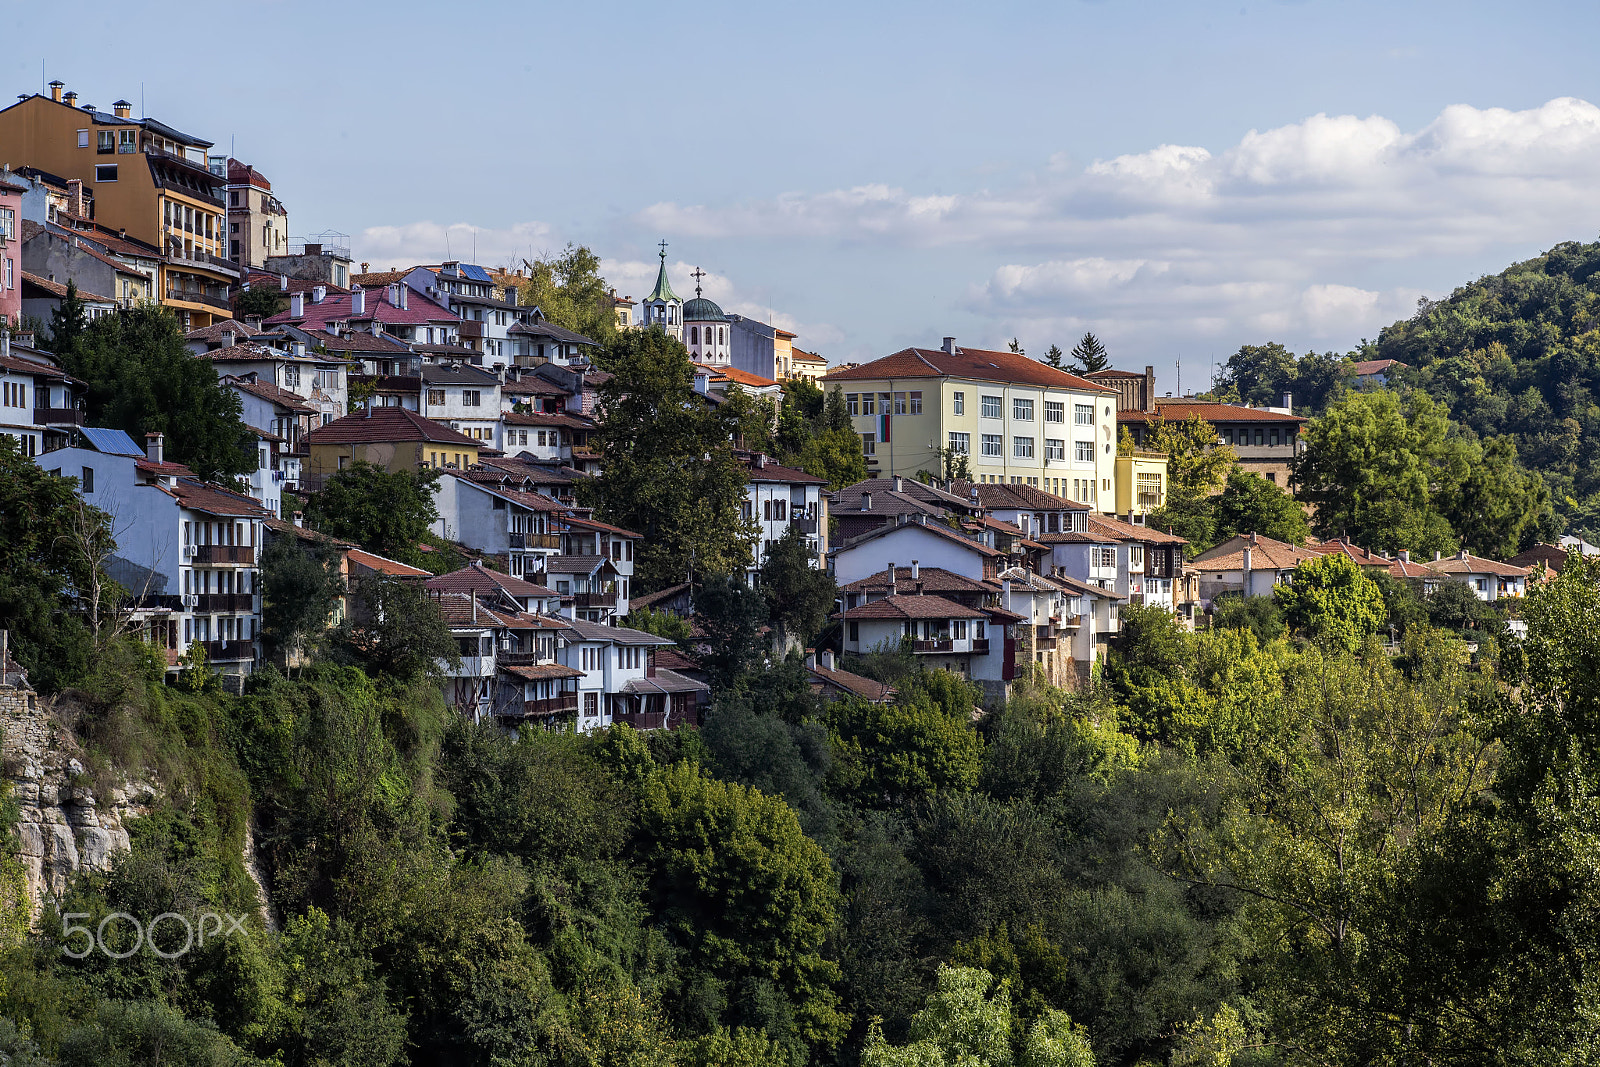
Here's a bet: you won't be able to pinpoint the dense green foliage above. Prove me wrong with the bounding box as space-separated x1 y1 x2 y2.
302 461 443 569
516 244 621 345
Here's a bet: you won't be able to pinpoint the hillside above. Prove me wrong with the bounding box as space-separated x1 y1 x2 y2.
1375 238 1600 533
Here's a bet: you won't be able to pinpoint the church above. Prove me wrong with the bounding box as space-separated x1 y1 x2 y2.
640 243 731 367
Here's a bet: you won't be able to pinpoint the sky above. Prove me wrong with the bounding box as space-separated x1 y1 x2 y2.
18 0 1600 391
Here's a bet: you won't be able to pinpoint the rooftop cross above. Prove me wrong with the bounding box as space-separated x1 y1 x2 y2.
658 239 668 261
691 266 706 297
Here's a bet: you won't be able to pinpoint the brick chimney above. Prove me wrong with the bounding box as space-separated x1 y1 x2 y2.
113 99 131 119
48 80 63 102
1144 365 1156 413
66 179 84 217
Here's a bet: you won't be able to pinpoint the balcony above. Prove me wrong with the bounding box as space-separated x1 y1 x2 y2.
522 693 580 717
573 590 616 609
459 321 485 340
496 650 550 666
190 544 254 565
166 286 233 311
790 517 818 535
199 638 253 662
33 407 85 426
509 532 562 550
1034 636 1057 651
913 638 955 653
193 592 254 613
972 638 991 655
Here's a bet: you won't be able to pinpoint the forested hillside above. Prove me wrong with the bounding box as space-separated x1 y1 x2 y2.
1375 238 1600 535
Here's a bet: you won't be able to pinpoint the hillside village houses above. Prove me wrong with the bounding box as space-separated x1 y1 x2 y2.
1 79 1550 720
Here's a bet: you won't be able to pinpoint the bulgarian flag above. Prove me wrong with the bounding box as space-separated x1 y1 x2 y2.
879 393 891 443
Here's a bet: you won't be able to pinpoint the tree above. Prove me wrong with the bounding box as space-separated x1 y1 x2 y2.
1144 414 1234 498
1439 434 1550 559
1424 579 1497 632
758 527 837 647
826 689 985 806
585 327 756 590
261 534 345 668
1209 593 1285 644
1068 333 1108 375
1008 338 1026 355
1211 466 1308 545
234 286 284 321
335 575 460 682
517 244 618 344
1043 345 1065 370
1273 552 1386 651
1292 390 1459 556
937 446 972 484
638 763 847 1056
693 574 769 689
59 304 255 482
1219 342 1296 408
0 437 111 691
44 279 88 358
304 462 441 568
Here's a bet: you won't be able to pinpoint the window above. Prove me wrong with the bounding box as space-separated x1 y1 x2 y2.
1270 429 1281 446
981 395 1002 419
1013 436 1034 459
230 240 240 258
97 130 114 153
1075 440 1094 462
1137 473 1163 511
3 258 9 291
861 432 876 455
861 393 876 416
283 366 300 388
1045 401 1064 423
1255 429 1264 446
118 129 136 153
948 431 970 454
909 391 922 414
229 191 240 207
77 128 88 148
953 619 968 640
94 164 117 182
1074 403 1094 425
1045 438 1065 461
426 387 446 406
848 621 860 643
80 466 94 493
879 392 892 415
0 208 12 241
894 392 907 415
1013 397 1033 421
981 433 1002 457
953 391 964 415
1096 546 1116 569
1223 428 1234 445
463 390 481 406
846 393 859 416
1130 545 1145 568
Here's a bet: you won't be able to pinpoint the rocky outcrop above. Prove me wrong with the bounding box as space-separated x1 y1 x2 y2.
1 672 154 918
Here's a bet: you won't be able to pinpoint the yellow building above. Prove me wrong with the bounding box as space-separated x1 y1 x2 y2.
823 339 1130 510
302 407 481 488
0 83 238 328
789 347 829 383
1114 452 1168 516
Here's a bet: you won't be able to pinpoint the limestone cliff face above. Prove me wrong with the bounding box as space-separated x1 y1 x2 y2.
0 675 154 917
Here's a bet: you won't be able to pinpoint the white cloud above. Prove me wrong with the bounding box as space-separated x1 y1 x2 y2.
353 220 556 271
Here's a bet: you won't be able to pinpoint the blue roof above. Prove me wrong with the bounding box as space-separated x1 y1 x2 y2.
78 427 144 456
460 264 494 283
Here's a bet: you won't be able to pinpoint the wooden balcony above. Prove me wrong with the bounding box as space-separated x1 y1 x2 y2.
573 590 616 609
458 320 485 339
912 638 954 653
33 407 84 426
199 638 253 662
509 531 562 550
193 592 254 613
789 516 818 534
522 693 579 717
190 544 254 565
972 638 991 655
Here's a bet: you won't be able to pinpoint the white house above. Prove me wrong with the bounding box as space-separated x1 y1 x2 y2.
832 517 1005 588
560 617 705 732
420 362 501 445
1424 550 1530 602
741 451 829 579
1190 533 1322 602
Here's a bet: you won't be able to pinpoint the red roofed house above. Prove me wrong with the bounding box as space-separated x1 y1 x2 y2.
1352 359 1407 388
740 450 828 581
264 280 461 349
303 405 482 490
1424 549 1530 602
822 337 1132 510
1119 398 1306 493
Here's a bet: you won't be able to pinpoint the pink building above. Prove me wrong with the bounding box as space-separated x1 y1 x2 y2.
0 174 23 328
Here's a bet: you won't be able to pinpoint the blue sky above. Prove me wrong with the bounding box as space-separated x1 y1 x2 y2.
20 1 1600 389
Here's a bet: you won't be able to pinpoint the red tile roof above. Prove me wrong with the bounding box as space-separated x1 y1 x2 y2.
1426 553 1529 578
264 285 457 329
229 378 315 413
840 566 992 595
170 480 273 518
425 561 551 598
1190 532 1318 572
740 453 827 485
1352 359 1406 376
823 345 1114 392
1119 402 1305 425
837 593 988 621
503 411 596 430
951 480 1094 512
21 272 115 304
810 662 896 702
1088 514 1187 546
702 364 779 388
346 548 431 577
305 407 480 447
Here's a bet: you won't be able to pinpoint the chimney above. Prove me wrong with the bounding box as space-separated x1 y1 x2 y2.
48 80 63 102
289 292 304 317
397 286 408 310
361 262 370 274
351 286 365 316
66 179 84 217
1250 532 1260 544
1144 365 1156 413
279 273 288 291
1458 548 1469 561
113 100 131 118
1281 391 1293 411
805 648 817 670
757 453 767 469
292 510 304 528
911 559 919 579
293 340 306 358
861 492 871 511
220 328 235 348
1241 546 1252 583
942 336 958 354
63 91 77 107
823 649 836 671
1434 550 1442 561
145 432 164 464
893 475 903 493
311 285 326 304
887 564 897 596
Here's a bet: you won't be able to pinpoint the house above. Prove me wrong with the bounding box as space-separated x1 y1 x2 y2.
836 590 993 670
740 451 828 577
419 362 501 445
430 471 568 580
0 85 240 328
789 348 829 383
823 337 1123 505
220 159 289 269
1351 359 1407 388
19 218 152 312
954 481 1094 543
1189 532 1321 602
805 649 895 704
20 272 117 324
1120 400 1305 492
44 428 269 687
0 173 22 325
1084 514 1188 612
508 312 601 367
559 616 707 732
1509 538 1600 578
552 514 640 620
1424 550 1529 602
266 236 352 289
0 334 85 456
302 406 482 489
401 262 531 363
200 340 347 428
833 514 1007 586
264 281 461 350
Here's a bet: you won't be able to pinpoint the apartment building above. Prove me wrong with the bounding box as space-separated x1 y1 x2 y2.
302 406 481 488
0 84 239 327
404 262 531 362
824 338 1126 508
0 174 23 325
219 158 288 269
1120 400 1306 491
420 362 501 444
0 334 84 456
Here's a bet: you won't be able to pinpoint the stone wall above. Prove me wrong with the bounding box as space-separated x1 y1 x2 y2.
1 678 153 919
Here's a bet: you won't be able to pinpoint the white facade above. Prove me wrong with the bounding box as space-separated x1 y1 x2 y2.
833 522 999 587
420 364 502 445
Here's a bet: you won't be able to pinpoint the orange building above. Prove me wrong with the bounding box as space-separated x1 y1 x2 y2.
0 81 239 328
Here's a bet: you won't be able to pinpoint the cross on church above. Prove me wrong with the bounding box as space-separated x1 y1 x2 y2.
691 266 706 296
658 239 669 259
